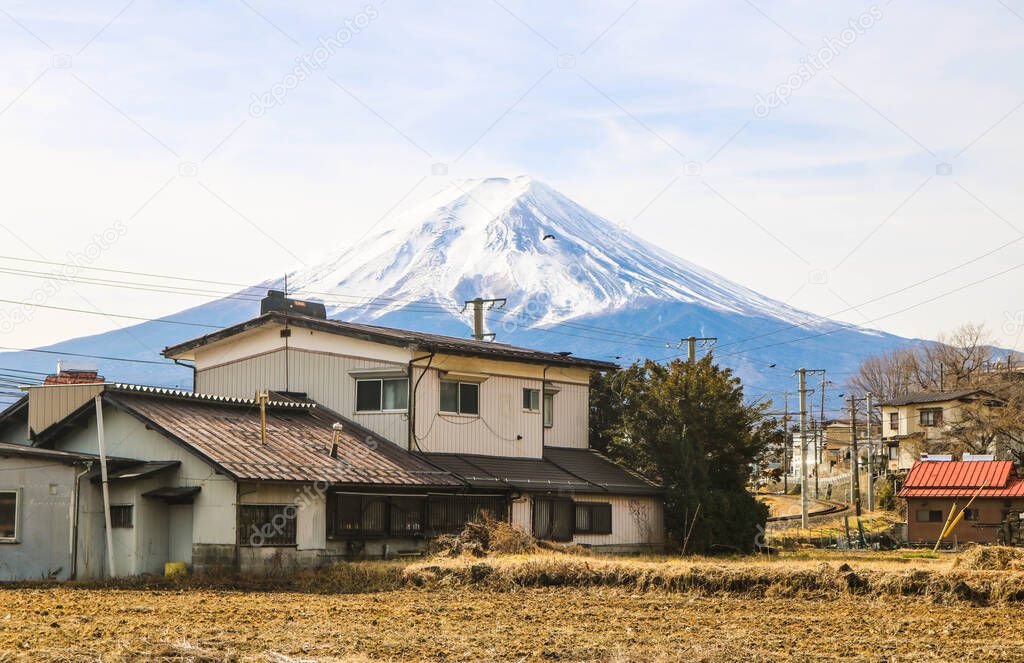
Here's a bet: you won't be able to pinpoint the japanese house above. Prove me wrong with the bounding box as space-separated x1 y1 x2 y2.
0 292 663 580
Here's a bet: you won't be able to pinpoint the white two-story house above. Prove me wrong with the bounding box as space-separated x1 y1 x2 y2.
0 292 662 580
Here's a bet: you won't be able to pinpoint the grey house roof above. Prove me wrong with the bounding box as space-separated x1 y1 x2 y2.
877 389 1000 408
162 311 618 371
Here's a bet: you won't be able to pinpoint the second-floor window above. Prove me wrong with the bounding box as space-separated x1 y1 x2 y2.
523 388 554 427
440 380 479 415
919 408 943 427
356 378 409 412
889 412 899 431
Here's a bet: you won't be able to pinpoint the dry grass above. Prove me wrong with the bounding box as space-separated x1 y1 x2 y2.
955 545 1024 571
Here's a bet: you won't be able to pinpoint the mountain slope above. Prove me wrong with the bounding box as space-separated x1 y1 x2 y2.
0 176 907 398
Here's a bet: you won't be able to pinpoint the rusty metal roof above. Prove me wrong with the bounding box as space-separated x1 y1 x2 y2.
898 460 1024 498
162 312 618 371
103 390 462 486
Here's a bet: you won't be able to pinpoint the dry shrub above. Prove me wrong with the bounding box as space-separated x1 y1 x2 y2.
954 545 1024 571
429 516 539 557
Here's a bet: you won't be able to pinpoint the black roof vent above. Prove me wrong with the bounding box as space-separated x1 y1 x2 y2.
261 290 327 319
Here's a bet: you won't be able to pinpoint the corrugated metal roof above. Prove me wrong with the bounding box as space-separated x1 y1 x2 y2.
0 440 137 464
543 447 661 495
162 312 618 370
898 460 1023 498
423 452 595 492
104 391 462 486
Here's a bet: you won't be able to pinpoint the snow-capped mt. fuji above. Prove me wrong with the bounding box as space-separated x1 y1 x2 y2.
0 175 905 395
286 176 822 329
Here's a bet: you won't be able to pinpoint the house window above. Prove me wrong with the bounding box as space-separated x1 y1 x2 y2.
533 497 574 541
523 388 540 412
356 378 409 412
889 412 899 431
440 380 479 415
575 502 612 535
919 408 943 427
110 505 134 529
888 445 899 460
328 494 507 539
0 490 18 541
239 504 297 546
543 392 554 428
964 508 980 521
916 509 944 523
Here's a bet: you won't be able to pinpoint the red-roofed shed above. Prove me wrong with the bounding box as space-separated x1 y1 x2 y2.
899 460 1024 544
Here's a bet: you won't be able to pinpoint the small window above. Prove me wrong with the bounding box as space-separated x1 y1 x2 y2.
440 380 479 415
356 378 408 412
110 505 133 529
888 445 899 460
919 409 943 427
964 508 980 521
575 502 612 535
0 491 18 541
533 497 574 541
239 504 297 546
889 412 899 431
543 392 554 428
916 509 944 523
523 388 540 412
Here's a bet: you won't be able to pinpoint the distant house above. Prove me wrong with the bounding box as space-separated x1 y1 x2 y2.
0 293 663 580
898 458 1024 545
878 389 1004 471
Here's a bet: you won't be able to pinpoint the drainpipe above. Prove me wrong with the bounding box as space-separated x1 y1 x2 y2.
541 366 551 450
94 395 115 578
408 352 435 452
173 359 196 392
69 460 93 580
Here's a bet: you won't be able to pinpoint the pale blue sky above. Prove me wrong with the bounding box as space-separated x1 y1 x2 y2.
1 0 1023 349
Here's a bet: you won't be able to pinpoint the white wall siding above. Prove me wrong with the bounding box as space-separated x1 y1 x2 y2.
513 494 664 548
413 368 544 458
544 382 589 449
197 348 411 447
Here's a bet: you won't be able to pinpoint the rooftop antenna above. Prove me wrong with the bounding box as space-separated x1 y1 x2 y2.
461 297 506 341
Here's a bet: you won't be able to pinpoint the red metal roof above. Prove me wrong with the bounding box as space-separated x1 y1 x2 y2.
898 460 1024 498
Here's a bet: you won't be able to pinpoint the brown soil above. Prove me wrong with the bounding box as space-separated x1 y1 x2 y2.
2 586 1024 661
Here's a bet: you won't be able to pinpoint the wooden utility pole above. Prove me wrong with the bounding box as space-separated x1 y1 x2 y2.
782 392 791 494
462 297 506 341
848 394 863 517
866 392 874 512
798 368 809 528
685 336 717 362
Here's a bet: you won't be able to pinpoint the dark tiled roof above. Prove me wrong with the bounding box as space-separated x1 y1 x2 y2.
878 389 998 407
102 389 462 486
162 312 617 371
422 452 595 492
543 447 661 495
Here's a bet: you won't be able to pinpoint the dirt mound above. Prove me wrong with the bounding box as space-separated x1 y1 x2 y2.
954 545 1024 571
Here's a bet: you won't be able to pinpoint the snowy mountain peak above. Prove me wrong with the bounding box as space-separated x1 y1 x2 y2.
285 176 821 331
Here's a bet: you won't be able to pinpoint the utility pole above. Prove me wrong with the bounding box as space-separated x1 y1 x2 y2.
782 392 791 494
866 392 874 513
797 368 809 528
848 394 865 517
462 297 507 341
685 336 717 362
818 374 827 499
